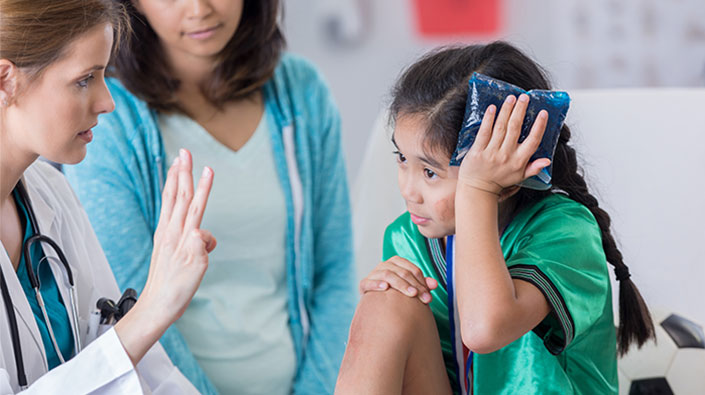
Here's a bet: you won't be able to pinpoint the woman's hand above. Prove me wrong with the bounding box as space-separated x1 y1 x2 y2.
141 148 215 321
457 94 550 196
115 148 215 365
358 256 437 304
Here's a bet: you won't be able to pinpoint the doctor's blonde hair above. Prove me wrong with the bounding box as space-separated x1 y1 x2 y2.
0 0 127 81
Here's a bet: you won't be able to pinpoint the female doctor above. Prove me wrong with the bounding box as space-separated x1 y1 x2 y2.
0 0 216 393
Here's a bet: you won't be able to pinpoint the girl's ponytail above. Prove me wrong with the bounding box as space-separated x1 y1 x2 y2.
550 126 655 355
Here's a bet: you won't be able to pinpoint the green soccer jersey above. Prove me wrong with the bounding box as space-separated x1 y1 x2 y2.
382 194 619 395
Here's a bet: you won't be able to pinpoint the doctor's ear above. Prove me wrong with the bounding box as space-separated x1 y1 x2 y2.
0 59 19 107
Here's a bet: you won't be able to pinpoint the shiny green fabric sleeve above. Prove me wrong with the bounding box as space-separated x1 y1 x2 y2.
501 194 610 353
473 194 618 395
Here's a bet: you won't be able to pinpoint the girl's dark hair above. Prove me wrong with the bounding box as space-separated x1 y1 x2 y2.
111 0 285 113
391 41 654 355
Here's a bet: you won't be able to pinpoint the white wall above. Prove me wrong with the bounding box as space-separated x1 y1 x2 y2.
283 0 705 180
567 89 705 325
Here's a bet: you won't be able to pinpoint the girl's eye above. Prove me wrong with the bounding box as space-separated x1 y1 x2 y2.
394 151 406 163
77 74 95 88
424 168 437 179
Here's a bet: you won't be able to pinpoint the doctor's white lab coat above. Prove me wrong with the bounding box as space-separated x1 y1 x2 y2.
0 161 198 394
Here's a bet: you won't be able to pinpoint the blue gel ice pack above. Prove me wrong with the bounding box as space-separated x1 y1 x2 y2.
450 72 570 190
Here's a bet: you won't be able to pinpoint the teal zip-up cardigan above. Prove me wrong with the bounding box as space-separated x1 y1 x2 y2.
65 54 356 394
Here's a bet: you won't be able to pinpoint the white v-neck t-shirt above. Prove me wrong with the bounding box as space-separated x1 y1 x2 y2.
160 110 295 394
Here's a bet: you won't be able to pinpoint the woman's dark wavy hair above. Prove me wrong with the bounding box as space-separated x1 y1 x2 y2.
390 41 654 356
111 0 285 113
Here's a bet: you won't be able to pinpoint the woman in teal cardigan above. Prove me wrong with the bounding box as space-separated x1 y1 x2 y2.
64 1 355 393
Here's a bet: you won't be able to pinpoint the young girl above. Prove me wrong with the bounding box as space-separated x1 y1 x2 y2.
336 42 654 394
64 0 355 393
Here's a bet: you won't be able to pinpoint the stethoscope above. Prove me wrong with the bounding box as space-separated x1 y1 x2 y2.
0 180 82 390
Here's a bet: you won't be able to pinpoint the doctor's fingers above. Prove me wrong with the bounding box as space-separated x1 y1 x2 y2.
184 229 212 272
168 149 195 234
182 166 214 232
170 230 211 307
200 229 217 253
154 157 181 243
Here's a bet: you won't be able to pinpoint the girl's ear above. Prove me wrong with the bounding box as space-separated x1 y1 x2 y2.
0 59 19 107
498 186 521 202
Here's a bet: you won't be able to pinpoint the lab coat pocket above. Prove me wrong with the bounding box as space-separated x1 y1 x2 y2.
82 312 113 345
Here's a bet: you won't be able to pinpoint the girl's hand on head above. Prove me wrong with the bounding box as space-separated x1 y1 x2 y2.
457 94 551 196
141 149 216 327
359 256 437 304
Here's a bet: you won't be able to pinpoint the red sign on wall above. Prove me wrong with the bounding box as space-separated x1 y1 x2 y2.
412 0 501 37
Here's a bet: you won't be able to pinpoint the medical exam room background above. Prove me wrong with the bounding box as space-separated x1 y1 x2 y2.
282 0 705 325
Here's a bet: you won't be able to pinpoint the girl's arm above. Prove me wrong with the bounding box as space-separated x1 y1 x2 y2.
454 94 551 353
455 185 550 353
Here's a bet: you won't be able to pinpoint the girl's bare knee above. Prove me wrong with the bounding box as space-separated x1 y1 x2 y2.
349 291 434 344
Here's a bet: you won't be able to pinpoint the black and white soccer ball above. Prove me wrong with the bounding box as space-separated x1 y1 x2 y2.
618 308 705 394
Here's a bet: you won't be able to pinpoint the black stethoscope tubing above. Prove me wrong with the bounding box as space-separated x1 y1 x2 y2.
0 180 77 389
0 267 26 387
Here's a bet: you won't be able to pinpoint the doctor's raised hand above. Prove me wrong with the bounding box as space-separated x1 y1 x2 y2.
115 149 215 366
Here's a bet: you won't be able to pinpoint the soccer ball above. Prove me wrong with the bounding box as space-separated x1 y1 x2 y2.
618 308 705 394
